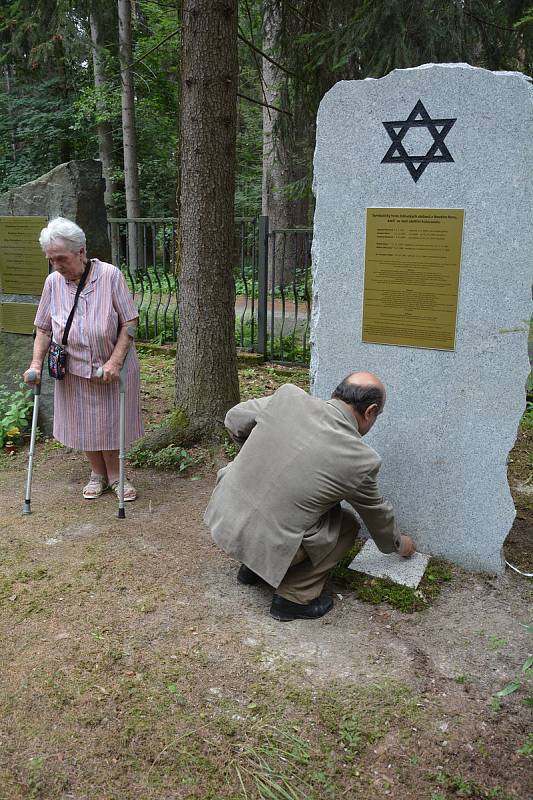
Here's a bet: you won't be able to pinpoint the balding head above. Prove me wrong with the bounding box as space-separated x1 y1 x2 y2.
331 371 386 435
345 371 385 394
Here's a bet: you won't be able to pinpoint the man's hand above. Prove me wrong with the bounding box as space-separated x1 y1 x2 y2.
398 534 416 558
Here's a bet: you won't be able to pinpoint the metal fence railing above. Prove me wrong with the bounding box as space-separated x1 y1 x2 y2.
109 217 178 344
266 224 313 364
108 216 313 364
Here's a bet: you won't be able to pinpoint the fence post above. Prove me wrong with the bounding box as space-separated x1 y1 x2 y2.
257 215 269 356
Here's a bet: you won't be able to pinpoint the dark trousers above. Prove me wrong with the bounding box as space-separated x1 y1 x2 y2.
276 508 360 603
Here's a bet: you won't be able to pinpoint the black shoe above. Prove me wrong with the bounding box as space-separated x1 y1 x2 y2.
237 564 263 586
269 594 334 622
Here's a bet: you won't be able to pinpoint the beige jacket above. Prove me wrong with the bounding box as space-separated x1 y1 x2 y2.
204 384 399 587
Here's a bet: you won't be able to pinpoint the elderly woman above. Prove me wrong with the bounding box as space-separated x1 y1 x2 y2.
24 217 143 500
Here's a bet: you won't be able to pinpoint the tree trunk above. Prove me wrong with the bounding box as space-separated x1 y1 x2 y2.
51 35 72 165
3 65 17 162
261 4 308 287
174 0 240 435
90 6 120 263
117 0 141 272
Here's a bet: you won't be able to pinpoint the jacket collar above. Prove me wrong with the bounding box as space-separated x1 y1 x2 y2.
326 398 361 435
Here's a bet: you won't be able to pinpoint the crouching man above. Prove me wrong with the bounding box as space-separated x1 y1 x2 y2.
204 371 415 621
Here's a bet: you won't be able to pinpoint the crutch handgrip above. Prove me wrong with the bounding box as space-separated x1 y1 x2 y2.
26 370 41 396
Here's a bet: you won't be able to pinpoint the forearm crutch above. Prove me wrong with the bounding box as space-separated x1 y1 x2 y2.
22 371 41 515
96 328 135 519
116 348 131 519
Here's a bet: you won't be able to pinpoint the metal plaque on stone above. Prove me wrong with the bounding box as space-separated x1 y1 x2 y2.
0 216 48 295
361 208 464 351
0 302 39 335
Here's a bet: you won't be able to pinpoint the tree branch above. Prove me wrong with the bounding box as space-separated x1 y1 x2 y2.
284 1 324 31
126 26 180 69
125 24 296 81
241 1 272 121
237 91 292 116
237 31 295 76
463 11 518 33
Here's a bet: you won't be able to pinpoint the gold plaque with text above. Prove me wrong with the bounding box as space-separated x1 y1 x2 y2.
0 216 48 295
0 302 38 335
362 208 464 351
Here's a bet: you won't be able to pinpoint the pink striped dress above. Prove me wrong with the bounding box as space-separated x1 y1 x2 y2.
34 259 144 451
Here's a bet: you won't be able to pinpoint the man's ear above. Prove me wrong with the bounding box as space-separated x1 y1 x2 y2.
364 403 379 421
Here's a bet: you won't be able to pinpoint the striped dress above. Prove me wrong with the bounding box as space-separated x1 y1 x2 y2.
34 259 144 451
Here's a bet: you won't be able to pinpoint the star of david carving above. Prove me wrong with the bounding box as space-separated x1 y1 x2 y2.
381 100 456 182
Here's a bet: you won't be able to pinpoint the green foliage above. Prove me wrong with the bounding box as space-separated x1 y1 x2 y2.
522 399 533 429
236 317 309 363
128 442 195 472
432 770 512 799
236 0 264 216
494 628 532 709
487 635 508 651
0 0 180 215
338 714 362 756
0 1 95 191
228 724 317 800
265 0 533 200
223 437 238 460
517 732 533 756
0 383 33 448
129 2 180 215
0 75 94 193
1 0 532 222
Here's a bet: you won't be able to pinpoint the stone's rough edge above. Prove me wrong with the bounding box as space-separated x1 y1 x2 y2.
348 540 431 589
316 63 533 130
0 159 103 203
309 236 320 394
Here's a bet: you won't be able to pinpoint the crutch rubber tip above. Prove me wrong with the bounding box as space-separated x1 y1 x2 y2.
22 502 32 514
118 508 126 519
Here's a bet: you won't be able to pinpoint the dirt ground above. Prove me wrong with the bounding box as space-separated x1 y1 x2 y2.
0 361 531 800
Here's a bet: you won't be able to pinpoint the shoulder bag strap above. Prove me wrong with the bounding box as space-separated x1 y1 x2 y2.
61 259 92 346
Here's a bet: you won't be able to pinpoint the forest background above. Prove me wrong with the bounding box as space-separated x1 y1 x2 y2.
1 0 532 447
1 0 532 230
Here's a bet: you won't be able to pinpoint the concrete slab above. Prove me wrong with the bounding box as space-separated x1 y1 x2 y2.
348 539 430 589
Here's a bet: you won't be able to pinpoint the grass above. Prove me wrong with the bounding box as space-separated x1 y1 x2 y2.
0 622 426 799
0 352 531 798
431 770 514 799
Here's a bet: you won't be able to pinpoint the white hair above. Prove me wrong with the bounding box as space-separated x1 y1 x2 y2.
39 217 86 254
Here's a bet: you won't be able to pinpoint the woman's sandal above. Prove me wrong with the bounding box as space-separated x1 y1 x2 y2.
83 473 108 499
109 478 137 502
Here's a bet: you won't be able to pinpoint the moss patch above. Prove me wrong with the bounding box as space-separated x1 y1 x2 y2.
331 542 453 613
168 406 189 433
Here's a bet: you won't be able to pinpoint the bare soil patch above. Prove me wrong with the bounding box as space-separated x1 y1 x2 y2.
0 359 530 799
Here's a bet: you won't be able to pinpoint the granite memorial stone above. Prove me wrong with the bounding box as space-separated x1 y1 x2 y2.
0 159 110 260
0 217 53 433
311 63 533 573
0 159 110 433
